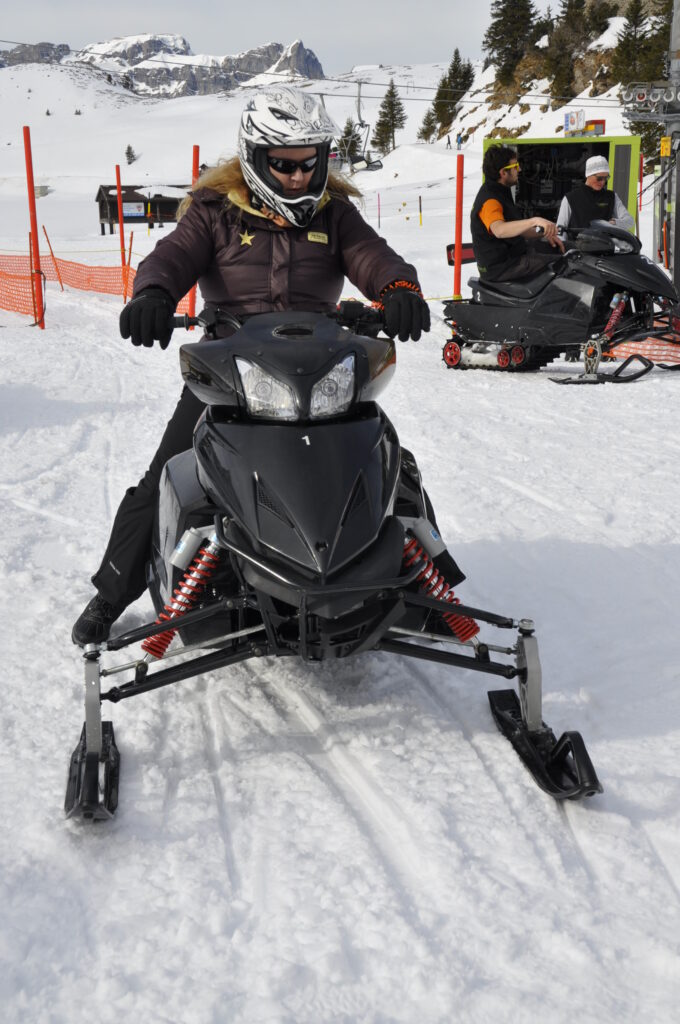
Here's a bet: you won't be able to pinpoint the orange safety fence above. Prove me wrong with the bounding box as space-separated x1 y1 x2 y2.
0 265 37 316
612 338 680 364
0 253 192 316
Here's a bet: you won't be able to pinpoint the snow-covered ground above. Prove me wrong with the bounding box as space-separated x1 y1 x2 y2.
1 58 679 1024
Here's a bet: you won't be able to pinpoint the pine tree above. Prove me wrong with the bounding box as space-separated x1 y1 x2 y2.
588 0 618 37
417 108 439 143
337 117 363 162
611 0 649 82
624 1 673 159
431 49 475 135
371 79 407 155
483 0 540 84
125 144 137 165
545 0 592 102
432 73 452 128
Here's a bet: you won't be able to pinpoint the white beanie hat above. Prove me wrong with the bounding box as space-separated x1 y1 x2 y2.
585 155 610 177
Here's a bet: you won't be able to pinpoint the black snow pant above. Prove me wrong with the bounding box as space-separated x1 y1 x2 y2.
487 247 562 283
92 386 206 607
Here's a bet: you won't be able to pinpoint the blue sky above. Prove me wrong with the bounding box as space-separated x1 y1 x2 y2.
2 0 555 75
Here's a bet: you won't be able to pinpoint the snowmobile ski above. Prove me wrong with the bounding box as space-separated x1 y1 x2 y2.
64 721 120 820
487 689 602 799
550 353 654 386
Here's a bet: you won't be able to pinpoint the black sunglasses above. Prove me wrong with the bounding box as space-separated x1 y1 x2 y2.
267 154 318 175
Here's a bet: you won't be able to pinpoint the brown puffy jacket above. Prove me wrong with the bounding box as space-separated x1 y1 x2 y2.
133 187 420 314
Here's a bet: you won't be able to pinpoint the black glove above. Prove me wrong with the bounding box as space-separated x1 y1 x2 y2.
381 282 431 342
119 287 176 349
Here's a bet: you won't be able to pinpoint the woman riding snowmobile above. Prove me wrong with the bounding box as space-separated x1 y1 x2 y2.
71 86 458 647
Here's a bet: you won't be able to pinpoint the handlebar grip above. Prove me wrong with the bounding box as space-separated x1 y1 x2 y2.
172 314 199 329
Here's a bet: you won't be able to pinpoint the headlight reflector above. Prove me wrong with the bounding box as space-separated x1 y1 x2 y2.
235 358 298 420
310 355 355 418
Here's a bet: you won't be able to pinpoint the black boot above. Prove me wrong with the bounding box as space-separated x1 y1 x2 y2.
71 594 125 646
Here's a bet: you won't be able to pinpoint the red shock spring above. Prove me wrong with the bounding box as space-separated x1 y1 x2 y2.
142 540 221 659
604 297 627 339
402 534 480 642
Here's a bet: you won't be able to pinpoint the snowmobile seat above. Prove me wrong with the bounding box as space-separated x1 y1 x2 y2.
471 265 557 299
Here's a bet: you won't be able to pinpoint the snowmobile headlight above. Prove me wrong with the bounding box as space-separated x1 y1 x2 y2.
235 358 298 420
310 355 355 418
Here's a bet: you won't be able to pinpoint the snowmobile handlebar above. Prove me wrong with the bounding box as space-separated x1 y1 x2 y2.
171 301 386 338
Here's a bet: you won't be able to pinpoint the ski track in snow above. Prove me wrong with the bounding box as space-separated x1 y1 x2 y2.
2 72 680 1023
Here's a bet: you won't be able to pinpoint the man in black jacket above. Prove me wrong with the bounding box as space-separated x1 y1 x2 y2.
557 155 635 233
471 144 564 281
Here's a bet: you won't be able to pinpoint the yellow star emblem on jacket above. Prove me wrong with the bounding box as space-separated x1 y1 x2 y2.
239 229 255 247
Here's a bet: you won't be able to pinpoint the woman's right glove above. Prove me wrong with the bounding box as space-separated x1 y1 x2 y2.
380 280 431 342
119 287 176 349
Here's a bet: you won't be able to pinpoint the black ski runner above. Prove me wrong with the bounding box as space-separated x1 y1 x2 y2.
488 690 602 799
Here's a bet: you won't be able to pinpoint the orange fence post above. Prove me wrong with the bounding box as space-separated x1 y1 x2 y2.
42 225 64 291
23 126 45 328
453 153 464 300
187 144 200 325
124 231 134 303
115 164 126 299
28 232 38 323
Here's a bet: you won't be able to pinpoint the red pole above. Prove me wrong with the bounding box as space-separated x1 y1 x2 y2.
115 164 126 299
453 153 464 300
23 126 44 328
188 144 200 324
377 193 381 229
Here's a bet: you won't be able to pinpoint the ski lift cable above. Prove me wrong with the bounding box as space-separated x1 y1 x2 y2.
0 36 634 109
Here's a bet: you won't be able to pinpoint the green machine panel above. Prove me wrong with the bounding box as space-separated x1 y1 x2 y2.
482 136 640 224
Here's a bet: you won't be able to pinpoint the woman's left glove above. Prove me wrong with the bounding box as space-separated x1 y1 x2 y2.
120 287 176 349
380 281 431 342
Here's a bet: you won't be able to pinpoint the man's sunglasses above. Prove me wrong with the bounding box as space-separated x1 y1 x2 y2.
594 175 609 182
267 154 318 175
501 162 520 171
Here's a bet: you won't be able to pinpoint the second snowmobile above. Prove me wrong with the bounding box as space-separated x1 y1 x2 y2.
65 304 602 821
442 222 679 375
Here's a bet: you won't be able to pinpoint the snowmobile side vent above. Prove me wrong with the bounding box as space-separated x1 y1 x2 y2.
256 481 292 524
142 540 221 659
402 535 480 643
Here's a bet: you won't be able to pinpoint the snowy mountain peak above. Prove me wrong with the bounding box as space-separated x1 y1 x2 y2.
74 34 193 63
3 35 325 97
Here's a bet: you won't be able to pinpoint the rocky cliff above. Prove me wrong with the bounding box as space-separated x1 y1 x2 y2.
0 34 325 95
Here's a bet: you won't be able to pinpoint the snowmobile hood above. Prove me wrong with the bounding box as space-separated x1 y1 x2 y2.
586 252 678 302
193 406 401 576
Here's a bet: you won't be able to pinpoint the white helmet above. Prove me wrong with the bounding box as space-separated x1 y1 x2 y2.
238 87 339 227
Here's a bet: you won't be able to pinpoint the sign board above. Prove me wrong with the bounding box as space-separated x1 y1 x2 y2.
122 202 145 217
661 136 672 157
564 109 585 133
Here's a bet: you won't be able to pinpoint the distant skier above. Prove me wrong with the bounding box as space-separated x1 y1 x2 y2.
446 134 452 149
456 133 462 150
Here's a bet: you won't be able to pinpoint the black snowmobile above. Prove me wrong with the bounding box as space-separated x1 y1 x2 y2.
65 304 602 821
442 222 679 380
